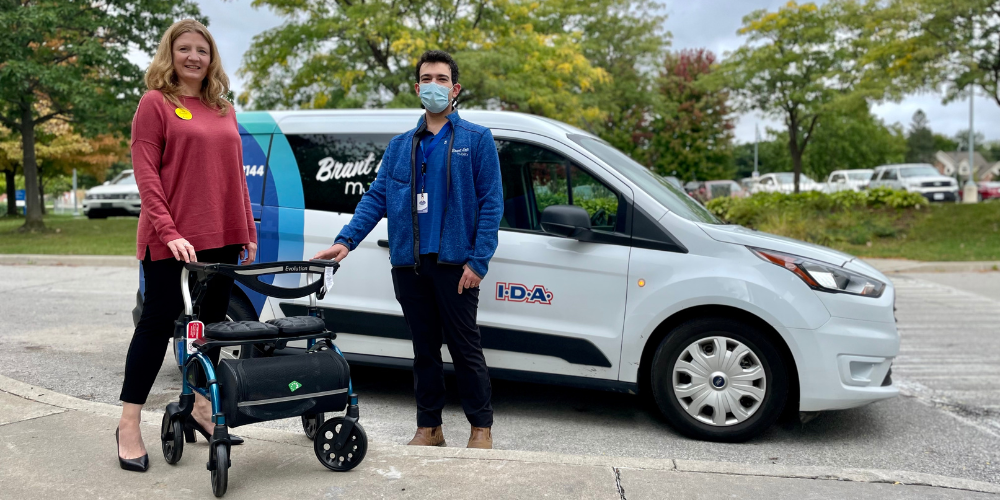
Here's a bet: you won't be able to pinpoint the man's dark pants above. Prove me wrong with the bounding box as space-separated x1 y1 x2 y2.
391 254 494 428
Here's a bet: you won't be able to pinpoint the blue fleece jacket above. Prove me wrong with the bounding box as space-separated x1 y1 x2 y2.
334 112 503 278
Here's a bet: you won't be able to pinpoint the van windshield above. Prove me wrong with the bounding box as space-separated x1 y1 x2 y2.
570 136 721 224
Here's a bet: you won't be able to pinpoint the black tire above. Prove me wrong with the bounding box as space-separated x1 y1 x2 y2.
211 443 228 497
302 413 326 440
314 417 367 471
161 413 184 464
649 318 788 443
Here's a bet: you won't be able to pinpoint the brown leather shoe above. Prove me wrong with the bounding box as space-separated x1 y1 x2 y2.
467 426 492 449
407 426 446 447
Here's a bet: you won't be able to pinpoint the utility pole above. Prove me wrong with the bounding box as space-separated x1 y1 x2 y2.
963 88 978 203
753 123 760 178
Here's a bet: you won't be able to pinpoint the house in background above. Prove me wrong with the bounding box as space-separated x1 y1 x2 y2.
934 151 1000 183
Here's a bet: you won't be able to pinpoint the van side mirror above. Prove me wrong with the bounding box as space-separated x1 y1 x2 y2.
541 205 592 239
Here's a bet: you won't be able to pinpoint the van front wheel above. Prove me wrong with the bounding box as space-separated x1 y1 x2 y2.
650 318 787 442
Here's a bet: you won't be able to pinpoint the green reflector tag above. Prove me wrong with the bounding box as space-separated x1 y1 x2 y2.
289 381 302 392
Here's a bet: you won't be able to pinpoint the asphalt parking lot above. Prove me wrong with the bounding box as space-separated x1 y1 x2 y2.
0 264 997 484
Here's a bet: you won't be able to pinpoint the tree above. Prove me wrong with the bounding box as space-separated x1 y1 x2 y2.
797 103 907 180
647 49 735 182
548 0 669 156
0 0 201 231
882 0 1000 107
738 105 906 182
236 1 673 129
906 110 937 163
953 128 987 151
934 133 959 152
719 1 904 193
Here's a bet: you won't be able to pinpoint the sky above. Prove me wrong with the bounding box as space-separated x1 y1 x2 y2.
130 0 1000 144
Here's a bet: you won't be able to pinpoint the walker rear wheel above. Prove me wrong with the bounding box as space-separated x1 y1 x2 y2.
314 417 367 471
302 413 325 440
161 413 184 464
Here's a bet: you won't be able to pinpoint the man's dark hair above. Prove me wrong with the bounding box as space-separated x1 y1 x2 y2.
415 50 459 84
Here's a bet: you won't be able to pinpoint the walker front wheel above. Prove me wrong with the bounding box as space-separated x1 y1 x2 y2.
314 417 367 471
211 442 229 497
161 413 184 464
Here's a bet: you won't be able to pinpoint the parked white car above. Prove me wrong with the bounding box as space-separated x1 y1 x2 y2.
135 109 900 442
83 169 141 218
867 164 958 202
825 169 874 193
751 172 823 194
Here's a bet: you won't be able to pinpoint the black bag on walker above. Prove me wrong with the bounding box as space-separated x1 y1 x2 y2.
216 349 350 428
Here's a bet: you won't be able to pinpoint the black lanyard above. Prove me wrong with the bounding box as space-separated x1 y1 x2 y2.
419 122 451 193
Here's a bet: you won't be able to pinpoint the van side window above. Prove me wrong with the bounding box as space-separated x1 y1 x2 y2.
883 169 898 180
286 134 394 214
496 140 624 234
871 171 881 181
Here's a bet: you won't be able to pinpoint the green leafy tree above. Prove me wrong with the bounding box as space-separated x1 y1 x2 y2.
237 0 634 127
719 1 904 193
547 0 669 156
933 133 959 152
983 141 1000 162
0 0 201 231
647 49 735 182
796 103 907 179
737 105 907 182
905 110 937 163
881 0 1000 107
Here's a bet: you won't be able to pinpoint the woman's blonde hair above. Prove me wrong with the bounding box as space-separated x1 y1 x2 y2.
145 19 230 115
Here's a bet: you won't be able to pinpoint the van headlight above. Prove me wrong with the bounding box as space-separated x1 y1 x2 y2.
749 247 885 298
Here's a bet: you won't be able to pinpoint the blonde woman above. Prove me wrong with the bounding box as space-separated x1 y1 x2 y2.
116 19 257 472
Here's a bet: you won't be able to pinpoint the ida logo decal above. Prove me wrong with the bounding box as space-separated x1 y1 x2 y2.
496 283 554 305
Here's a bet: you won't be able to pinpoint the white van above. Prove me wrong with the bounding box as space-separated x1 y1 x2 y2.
136 109 899 442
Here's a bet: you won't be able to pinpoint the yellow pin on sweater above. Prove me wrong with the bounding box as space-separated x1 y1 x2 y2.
174 108 192 120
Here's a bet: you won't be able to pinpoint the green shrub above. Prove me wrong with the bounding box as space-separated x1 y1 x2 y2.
704 188 927 248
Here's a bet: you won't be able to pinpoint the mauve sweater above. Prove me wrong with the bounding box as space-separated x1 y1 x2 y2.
131 91 256 261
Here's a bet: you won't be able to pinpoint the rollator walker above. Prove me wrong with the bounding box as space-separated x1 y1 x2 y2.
159 259 367 497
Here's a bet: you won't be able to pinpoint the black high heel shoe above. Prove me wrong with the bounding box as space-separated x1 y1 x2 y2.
184 417 244 445
115 427 149 472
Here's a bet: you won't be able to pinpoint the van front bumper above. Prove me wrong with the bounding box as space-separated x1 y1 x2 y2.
790 316 900 411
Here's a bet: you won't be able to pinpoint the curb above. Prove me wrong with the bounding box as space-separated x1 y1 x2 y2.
0 254 136 268
1 373 997 495
862 258 1000 274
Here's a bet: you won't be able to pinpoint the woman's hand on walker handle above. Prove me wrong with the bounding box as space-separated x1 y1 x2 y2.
313 243 350 262
240 242 258 265
166 238 197 263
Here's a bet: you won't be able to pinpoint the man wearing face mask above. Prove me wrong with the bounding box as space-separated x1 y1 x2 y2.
313 50 503 449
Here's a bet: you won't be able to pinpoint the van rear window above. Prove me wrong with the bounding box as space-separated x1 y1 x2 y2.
286 134 394 214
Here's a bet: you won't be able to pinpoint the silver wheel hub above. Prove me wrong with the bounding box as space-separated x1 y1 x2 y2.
671 336 767 427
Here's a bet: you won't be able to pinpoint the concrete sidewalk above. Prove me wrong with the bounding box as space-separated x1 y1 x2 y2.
0 376 996 499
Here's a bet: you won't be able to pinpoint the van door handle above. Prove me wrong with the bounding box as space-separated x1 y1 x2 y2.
377 239 389 248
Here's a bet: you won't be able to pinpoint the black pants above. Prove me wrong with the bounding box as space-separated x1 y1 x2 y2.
391 255 494 428
119 245 242 405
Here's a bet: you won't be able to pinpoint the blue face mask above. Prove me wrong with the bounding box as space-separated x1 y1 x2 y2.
419 82 453 113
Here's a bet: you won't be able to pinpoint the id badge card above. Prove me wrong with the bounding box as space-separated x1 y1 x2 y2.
417 193 429 214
